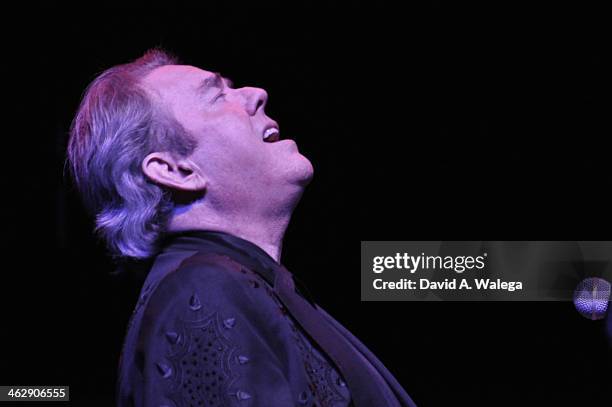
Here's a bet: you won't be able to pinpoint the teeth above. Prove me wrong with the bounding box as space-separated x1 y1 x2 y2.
263 127 279 141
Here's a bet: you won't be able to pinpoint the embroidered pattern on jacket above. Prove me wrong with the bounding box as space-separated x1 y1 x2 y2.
290 323 351 407
203 256 352 407
160 308 243 407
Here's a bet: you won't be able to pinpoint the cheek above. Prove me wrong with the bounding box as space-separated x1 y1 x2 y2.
194 120 269 176
208 110 254 143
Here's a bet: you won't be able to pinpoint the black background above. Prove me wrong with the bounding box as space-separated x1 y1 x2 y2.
1 3 610 406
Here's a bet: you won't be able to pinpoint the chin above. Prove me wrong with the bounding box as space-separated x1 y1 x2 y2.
287 154 315 187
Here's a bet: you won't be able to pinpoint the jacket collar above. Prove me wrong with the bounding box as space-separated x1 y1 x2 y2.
158 229 282 288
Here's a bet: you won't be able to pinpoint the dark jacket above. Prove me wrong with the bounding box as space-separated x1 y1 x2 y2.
116 230 416 407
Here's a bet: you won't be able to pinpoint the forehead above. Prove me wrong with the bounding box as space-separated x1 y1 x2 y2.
140 64 214 97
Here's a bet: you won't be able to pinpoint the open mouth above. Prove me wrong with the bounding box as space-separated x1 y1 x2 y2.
262 126 280 143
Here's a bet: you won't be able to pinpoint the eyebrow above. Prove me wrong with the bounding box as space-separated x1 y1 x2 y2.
196 72 234 97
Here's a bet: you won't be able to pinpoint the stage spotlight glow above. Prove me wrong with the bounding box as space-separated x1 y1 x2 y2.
573 277 611 320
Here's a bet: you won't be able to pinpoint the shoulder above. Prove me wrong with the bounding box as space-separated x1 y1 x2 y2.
156 251 248 292
143 251 261 322
135 252 297 405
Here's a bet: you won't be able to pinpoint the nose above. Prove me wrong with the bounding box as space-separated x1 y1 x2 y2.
242 87 268 116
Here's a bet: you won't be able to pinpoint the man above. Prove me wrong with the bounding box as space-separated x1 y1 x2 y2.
67 49 416 407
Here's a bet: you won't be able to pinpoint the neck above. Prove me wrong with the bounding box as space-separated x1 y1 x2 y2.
167 199 296 262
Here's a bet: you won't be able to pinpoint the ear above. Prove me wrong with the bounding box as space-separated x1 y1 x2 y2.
141 152 207 192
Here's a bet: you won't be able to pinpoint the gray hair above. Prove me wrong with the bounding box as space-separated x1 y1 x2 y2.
66 48 197 260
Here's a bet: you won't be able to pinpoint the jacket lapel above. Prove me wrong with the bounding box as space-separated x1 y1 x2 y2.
274 265 402 407
316 304 417 407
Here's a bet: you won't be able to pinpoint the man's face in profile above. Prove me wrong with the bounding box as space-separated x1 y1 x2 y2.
141 64 313 203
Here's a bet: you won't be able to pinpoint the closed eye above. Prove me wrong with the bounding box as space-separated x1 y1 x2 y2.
212 78 233 103
212 92 226 103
